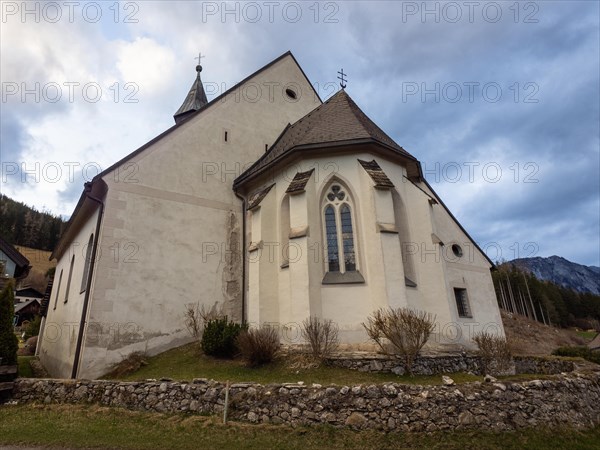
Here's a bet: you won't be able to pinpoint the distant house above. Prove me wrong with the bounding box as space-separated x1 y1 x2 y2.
14 298 41 326
15 287 44 303
0 236 31 281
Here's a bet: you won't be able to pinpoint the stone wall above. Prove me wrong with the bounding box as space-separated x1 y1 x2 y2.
326 353 574 376
326 353 483 375
11 372 600 432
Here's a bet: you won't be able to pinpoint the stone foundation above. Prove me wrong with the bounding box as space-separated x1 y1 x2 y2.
11 372 600 432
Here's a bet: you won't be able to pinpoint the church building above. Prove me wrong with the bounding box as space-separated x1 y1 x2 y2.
39 51 504 379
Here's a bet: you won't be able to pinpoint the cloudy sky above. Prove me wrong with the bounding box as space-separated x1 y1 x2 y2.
1 1 599 266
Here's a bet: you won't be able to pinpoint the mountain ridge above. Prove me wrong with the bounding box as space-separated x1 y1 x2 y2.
509 255 600 295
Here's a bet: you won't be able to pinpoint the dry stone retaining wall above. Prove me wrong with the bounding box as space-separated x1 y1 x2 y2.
325 354 574 376
11 372 600 432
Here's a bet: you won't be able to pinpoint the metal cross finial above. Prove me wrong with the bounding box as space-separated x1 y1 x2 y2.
195 52 205 72
337 68 347 89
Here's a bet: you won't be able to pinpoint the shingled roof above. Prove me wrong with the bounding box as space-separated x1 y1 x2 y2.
234 89 419 188
286 169 315 194
0 235 30 278
247 183 275 210
173 64 209 124
358 159 395 188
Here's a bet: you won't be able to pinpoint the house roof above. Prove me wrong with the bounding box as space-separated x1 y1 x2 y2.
234 89 419 188
0 235 30 278
14 298 40 314
286 169 315 194
173 64 209 123
15 287 44 298
358 159 395 188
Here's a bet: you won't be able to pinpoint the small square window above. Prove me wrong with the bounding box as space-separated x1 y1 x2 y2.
454 288 472 318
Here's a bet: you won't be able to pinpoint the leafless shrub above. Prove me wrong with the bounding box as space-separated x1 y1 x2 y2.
363 307 436 376
301 316 339 362
473 331 513 376
184 302 226 338
235 326 280 367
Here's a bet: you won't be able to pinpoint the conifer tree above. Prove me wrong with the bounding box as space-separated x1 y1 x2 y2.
0 279 18 365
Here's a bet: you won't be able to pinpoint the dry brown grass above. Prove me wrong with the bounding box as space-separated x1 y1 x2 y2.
501 311 586 355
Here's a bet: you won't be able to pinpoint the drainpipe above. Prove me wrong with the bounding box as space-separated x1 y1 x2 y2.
71 182 105 379
234 190 247 324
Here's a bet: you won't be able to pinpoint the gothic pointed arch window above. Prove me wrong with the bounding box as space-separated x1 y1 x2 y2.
322 182 358 274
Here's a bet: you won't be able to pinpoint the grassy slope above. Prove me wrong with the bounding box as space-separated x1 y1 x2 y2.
104 342 564 386
0 404 599 450
502 311 588 355
14 246 55 275
104 342 482 385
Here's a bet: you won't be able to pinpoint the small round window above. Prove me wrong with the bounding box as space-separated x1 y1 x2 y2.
452 244 463 258
285 88 297 100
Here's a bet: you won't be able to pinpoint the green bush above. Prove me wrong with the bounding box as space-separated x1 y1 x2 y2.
552 346 600 365
200 317 246 359
24 315 42 340
0 280 18 365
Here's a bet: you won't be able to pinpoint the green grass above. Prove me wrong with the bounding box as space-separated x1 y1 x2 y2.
575 330 598 341
17 356 34 378
0 404 598 450
103 343 481 386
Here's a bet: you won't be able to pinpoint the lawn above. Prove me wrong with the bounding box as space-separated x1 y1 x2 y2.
104 342 558 386
103 342 482 385
17 356 34 378
575 329 598 341
0 404 599 450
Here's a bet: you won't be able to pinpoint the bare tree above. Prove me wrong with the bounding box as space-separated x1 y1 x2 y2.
473 331 513 376
363 307 436 376
301 316 339 362
184 302 226 339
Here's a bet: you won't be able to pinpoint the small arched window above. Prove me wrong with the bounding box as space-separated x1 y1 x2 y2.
80 233 94 293
53 269 63 310
322 183 357 273
64 255 75 303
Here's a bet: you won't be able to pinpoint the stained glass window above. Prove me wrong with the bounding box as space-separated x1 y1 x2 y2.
323 184 357 273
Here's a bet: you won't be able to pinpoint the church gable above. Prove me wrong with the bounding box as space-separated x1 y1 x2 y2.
97 51 321 196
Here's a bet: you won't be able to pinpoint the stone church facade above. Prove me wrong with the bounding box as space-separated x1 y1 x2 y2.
39 51 504 379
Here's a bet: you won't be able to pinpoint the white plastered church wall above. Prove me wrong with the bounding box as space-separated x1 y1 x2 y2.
39 209 99 378
245 151 504 349
55 55 320 380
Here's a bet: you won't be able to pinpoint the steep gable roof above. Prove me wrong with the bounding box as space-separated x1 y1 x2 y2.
173 64 209 123
0 236 30 278
234 89 418 188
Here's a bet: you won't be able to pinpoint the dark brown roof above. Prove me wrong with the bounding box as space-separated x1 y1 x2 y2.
173 65 209 123
234 89 417 188
286 169 315 193
39 278 53 317
0 235 30 277
358 159 394 188
247 183 275 210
